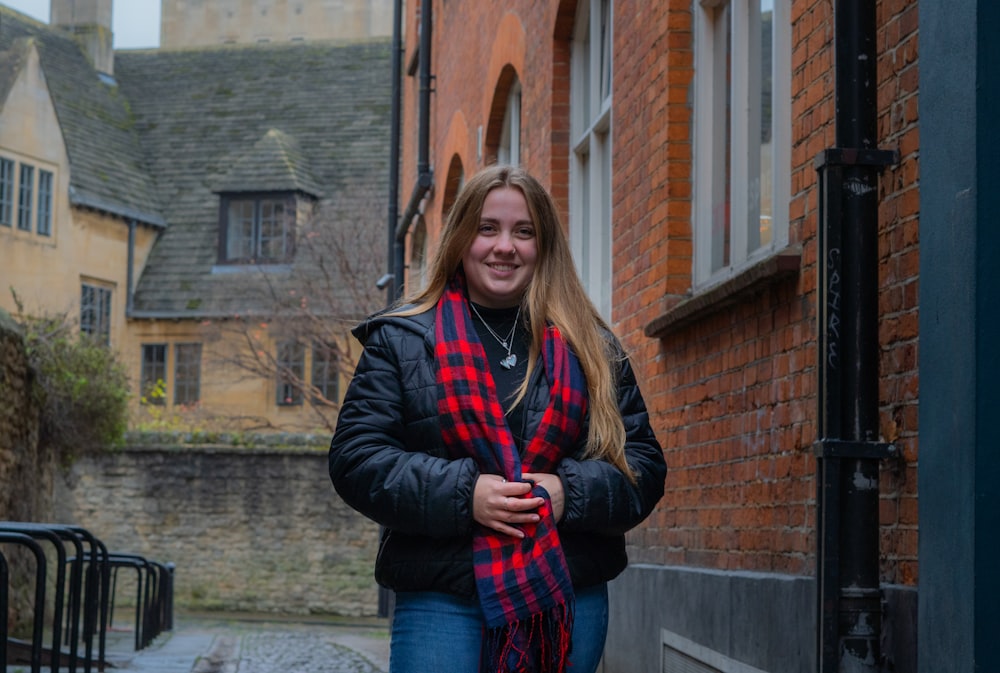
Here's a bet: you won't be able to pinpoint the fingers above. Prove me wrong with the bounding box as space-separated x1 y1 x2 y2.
522 472 565 522
473 474 544 538
493 492 542 536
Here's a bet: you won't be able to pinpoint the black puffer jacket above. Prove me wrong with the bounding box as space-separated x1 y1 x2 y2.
328 307 667 599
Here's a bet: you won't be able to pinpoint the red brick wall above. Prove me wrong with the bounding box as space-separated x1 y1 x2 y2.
401 1 566 238
875 0 920 586
612 0 918 580
399 0 919 585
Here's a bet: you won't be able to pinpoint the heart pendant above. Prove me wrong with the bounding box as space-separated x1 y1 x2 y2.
500 353 517 370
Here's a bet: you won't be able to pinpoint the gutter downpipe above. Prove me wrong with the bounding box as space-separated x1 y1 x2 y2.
813 2 899 672
392 0 434 301
384 0 403 306
126 219 136 316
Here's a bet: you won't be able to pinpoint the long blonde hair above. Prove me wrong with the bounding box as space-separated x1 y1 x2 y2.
394 165 633 478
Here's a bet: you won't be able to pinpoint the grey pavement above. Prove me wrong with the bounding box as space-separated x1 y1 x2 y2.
102 612 390 673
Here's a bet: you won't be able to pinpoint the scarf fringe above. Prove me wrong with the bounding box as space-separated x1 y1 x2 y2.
481 601 574 673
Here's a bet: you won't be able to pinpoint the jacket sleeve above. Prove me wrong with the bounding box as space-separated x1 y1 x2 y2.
328 324 479 538
556 352 667 536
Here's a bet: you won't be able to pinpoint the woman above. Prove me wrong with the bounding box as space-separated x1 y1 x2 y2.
329 165 666 673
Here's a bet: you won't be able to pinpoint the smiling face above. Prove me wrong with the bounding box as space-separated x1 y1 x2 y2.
461 186 538 308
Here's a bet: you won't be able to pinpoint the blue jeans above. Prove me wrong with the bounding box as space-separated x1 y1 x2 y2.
389 583 609 673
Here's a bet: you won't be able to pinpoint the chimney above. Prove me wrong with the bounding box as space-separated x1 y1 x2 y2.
50 0 115 76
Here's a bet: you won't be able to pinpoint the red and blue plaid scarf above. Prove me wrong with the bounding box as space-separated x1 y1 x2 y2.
435 274 587 673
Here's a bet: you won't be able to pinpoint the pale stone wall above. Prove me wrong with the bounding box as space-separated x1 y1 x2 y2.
54 441 381 616
160 0 394 49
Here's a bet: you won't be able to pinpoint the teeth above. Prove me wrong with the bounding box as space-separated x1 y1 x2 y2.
491 264 515 271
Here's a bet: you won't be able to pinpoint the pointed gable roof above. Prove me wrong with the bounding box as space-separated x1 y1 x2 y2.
0 7 165 227
0 35 31 108
212 128 324 197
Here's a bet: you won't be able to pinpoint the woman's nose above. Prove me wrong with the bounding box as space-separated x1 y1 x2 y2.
493 231 516 253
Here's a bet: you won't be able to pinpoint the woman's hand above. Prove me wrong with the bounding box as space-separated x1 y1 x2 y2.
521 472 565 523
473 474 543 538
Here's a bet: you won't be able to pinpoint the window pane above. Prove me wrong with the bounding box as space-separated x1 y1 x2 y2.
174 343 202 405
224 197 292 263
711 4 733 273
80 284 112 344
578 151 591 272
80 285 94 333
695 0 788 285
579 6 592 123
276 341 305 405
99 287 111 342
311 342 339 402
37 170 53 236
0 158 13 227
17 164 33 231
757 1 774 248
599 0 612 102
226 200 256 260
258 199 288 260
498 81 521 166
141 344 167 405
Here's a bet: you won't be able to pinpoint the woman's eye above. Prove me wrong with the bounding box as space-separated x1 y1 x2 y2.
515 227 535 238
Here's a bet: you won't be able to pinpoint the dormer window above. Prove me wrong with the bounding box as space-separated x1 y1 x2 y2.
218 192 295 263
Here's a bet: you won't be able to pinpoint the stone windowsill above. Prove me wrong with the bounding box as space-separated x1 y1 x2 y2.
644 245 802 339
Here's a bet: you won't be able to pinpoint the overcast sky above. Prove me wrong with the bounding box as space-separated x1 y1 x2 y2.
2 0 161 49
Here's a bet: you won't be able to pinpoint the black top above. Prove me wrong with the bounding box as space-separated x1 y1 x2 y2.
469 302 530 450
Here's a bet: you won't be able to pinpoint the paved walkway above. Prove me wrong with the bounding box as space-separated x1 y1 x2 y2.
103 613 390 673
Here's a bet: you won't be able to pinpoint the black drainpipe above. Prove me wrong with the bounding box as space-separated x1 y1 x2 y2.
126 219 136 316
383 0 404 306
813 1 899 672
392 0 434 301
376 0 432 620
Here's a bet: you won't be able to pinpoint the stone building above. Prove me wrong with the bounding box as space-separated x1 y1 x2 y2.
386 1 998 672
160 0 393 48
0 0 391 434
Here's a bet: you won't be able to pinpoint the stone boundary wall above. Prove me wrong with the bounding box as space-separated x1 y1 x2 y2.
54 445 381 616
0 310 52 633
0 309 48 524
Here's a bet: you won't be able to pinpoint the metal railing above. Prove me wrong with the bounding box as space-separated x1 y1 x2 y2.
0 523 173 673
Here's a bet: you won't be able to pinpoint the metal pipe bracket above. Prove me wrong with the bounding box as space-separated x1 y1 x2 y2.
812 438 897 459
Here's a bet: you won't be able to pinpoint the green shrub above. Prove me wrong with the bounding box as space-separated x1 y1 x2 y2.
13 297 130 460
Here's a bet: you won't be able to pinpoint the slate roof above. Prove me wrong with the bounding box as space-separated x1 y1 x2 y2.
0 7 165 225
115 40 392 317
212 128 325 196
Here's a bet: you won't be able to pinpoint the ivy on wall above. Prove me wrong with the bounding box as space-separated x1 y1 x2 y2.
12 292 130 461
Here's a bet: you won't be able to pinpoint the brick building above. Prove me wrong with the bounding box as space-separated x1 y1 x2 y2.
388 1 999 672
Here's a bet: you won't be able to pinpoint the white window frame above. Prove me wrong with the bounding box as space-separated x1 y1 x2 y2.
692 0 791 290
498 79 522 166
569 0 613 320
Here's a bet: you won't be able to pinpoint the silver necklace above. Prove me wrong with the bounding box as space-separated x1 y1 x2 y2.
469 302 521 369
